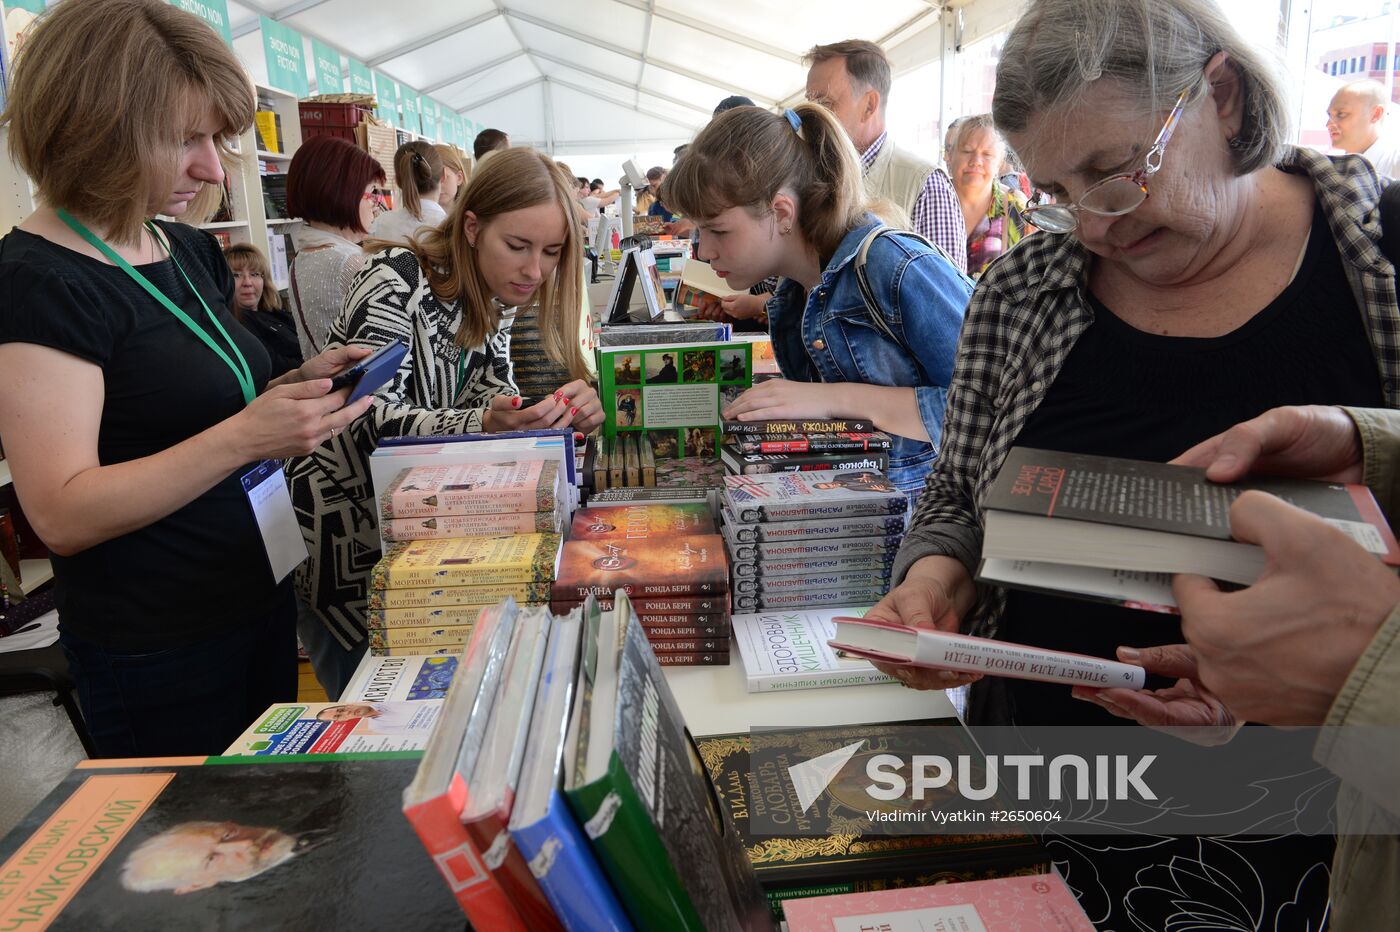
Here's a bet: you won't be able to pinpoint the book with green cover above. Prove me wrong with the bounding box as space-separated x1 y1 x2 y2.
564 595 772 931
695 722 1049 918
368 534 562 590
597 341 753 458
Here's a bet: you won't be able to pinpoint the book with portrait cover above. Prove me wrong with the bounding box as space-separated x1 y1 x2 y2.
554 534 729 598
224 701 444 755
695 723 1049 919
723 471 907 524
381 460 561 518
368 534 562 590
0 756 462 931
783 872 1092 932
981 446 1400 602
568 502 717 541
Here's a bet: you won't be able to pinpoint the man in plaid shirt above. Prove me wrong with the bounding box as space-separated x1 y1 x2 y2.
805 39 968 274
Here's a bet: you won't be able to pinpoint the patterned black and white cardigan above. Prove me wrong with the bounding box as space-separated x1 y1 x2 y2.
286 247 517 649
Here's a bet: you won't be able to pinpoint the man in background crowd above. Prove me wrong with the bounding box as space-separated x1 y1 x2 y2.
1327 80 1400 178
804 38 968 273
472 127 509 164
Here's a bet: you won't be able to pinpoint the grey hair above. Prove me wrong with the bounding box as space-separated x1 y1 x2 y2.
992 0 1290 176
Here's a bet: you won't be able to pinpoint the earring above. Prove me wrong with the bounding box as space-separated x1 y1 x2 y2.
1228 135 1249 151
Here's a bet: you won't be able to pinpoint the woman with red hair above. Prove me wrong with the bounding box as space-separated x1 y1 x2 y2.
285 135 386 358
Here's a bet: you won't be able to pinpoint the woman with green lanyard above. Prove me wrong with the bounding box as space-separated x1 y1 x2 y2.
0 0 372 757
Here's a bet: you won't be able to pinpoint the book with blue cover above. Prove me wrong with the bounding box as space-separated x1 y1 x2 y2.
508 610 632 931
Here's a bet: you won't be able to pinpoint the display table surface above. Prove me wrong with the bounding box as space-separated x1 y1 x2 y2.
664 659 957 737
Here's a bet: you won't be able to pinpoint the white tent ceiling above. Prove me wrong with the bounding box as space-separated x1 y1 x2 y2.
226 0 1016 155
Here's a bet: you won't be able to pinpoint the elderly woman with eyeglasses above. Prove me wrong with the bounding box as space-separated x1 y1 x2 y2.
871 0 1387 923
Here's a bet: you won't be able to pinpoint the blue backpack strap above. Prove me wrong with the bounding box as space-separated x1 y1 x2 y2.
852 225 949 344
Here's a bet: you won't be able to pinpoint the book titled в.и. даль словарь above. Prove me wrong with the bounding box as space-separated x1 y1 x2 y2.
978 446 1400 610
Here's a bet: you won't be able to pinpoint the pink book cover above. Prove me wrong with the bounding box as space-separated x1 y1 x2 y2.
382 461 558 517
784 872 1093 932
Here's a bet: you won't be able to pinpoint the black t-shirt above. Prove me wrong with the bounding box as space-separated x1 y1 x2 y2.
0 221 277 649
240 307 304 379
1002 203 1386 724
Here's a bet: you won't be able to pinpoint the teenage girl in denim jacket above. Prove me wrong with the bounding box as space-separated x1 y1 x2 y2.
661 103 973 495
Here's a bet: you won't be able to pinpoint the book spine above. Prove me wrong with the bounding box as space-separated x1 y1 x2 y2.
731 554 896 578
551 597 729 613
747 667 897 693
370 626 473 650
730 451 890 474
383 511 558 542
387 486 553 518
554 581 727 598
721 418 875 435
368 606 486 628
402 784 529 931
652 651 730 666
729 500 907 524
643 637 730 651
510 799 633 932
638 624 726 638
726 515 907 543
370 583 551 609
609 437 624 489
733 589 885 612
734 570 889 595
637 612 729 627
373 564 554 588
732 434 893 454
728 535 902 562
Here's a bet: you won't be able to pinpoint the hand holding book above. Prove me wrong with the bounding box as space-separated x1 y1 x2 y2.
1170 404 1364 484
1072 643 1241 746
864 556 983 691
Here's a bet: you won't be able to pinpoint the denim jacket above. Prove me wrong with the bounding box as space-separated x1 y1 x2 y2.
767 216 973 494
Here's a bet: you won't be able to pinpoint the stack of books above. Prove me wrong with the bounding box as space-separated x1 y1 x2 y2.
401 596 772 931
721 470 907 613
720 417 895 475
378 460 565 544
506 303 574 401
552 502 731 664
367 538 560 657
552 504 730 666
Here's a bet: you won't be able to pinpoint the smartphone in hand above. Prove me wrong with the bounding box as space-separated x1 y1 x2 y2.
329 340 409 406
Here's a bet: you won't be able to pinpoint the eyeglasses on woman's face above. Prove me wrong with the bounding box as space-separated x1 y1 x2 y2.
1023 84 1196 234
362 189 388 215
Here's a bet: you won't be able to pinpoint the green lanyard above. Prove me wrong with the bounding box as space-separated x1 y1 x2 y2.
57 208 257 405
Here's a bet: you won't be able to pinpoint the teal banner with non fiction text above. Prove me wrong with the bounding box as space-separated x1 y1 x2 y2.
348 59 374 98
311 39 343 94
261 17 309 98
374 72 398 128
167 0 232 46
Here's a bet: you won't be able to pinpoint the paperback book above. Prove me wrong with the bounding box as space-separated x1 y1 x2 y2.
722 511 907 543
731 607 893 692
368 580 552 610
381 460 561 518
382 509 562 542
568 502 717 540
728 432 893 455
721 418 876 436
342 653 460 702
731 553 896 579
720 447 890 475
733 588 887 612
225 701 444 755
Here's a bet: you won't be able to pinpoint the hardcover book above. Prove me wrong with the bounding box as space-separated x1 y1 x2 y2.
729 432 894 455
550 594 729 614
0 757 462 930
720 447 890 475
731 608 893 693
342 653 460 702
368 534 562 590
563 595 772 930
722 418 876 436
369 625 473 652
555 534 729 598
225 701 444 755
734 569 891 596
723 471 907 524
783 872 1092 931
982 446 1400 594
381 460 560 518
696 723 1049 918
382 509 563 542
731 553 896 579
569 502 717 540
368 580 552 610
652 650 730 666
724 533 904 563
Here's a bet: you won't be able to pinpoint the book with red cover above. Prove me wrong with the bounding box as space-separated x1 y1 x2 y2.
652 650 730 666
554 534 729 598
783 871 1092 931
550 594 729 614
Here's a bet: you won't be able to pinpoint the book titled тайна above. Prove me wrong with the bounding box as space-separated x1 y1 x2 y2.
978 446 1400 610
828 617 1146 689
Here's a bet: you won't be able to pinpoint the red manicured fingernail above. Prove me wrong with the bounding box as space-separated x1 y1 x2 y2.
574 432 585 440
570 406 578 416
511 396 521 408
554 391 565 401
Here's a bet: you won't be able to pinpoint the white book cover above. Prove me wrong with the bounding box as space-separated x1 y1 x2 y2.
732 606 894 693
342 652 461 703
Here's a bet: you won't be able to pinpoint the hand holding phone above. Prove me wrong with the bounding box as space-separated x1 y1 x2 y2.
328 339 409 406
